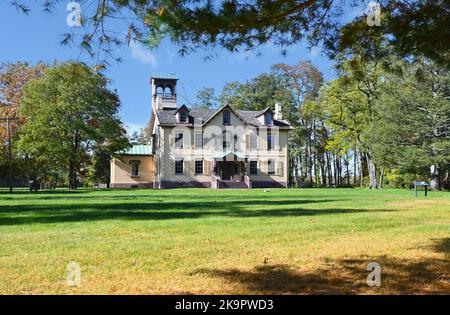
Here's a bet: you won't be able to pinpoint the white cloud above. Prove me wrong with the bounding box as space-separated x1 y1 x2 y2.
129 40 158 67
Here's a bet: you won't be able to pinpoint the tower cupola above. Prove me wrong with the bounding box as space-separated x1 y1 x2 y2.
151 73 178 110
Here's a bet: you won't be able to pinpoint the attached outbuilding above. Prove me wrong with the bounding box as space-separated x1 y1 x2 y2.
110 144 154 188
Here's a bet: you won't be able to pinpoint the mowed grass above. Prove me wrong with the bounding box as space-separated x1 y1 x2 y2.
0 188 448 294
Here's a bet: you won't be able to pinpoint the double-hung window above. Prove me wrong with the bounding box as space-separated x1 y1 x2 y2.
250 161 258 175
195 132 203 148
131 161 139 177
195 160 203 174
223 131 231 149
268 159 275 175
267 131 274 151
250 134 258 150
175 132 184 148
223 110 231 125
179 111 188 123
175 159 183 174
264 112 272 126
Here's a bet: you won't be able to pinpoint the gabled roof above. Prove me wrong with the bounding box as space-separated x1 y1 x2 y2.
201 104 251 127
255 107 274 118
213 150 246 160
174 104 190 114
155 105 292 128
116 144 152 155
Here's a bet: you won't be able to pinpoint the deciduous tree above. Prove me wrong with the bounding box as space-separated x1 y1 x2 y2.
18 62 129 190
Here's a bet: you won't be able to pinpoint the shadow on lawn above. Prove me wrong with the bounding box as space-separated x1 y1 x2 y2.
0 198 387 225
0 191 340 201
432 237 450 257
195 239 450 294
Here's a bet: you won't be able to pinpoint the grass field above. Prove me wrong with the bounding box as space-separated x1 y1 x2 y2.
0 188 448 294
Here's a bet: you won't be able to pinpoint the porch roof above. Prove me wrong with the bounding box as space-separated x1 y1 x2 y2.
213 150 246 160
116 144 153 156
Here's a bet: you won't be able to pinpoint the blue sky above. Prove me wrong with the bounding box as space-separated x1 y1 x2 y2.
0 2 365 134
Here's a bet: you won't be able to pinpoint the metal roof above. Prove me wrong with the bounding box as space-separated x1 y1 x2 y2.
116 144 153 155
151 73 178 80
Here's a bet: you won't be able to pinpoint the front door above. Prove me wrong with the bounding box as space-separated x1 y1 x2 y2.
221 162 234 180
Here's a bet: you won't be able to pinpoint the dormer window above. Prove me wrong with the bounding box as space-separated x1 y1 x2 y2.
223 110 231 125
264 112 273 126
179 110 188 123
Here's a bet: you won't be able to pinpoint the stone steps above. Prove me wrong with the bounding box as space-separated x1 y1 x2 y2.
218 180 249 189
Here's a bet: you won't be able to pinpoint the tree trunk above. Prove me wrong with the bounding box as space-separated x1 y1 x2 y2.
442 171 449 190
289 155 295 187
68 133 80 190
359 153 365 188
335 154 341 187
430 165 440 190
353 149 358 186
68 158 77 190
68 148 78 190
320 154 326 187
298 150 303 186
326 152 332 188
307 140 313 187
378 167 384 189
366 153 377 189
345 152 350 187
312 119 318 188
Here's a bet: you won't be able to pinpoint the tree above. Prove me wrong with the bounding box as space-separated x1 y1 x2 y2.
219 73 294 111
372 59 450 190
130 128 151 145
0 62 46 141
311 44 391 190
194 87 218 109
0 62 47 190
312 78 368 187
13 1 450 67
87 148 113 187
272 61 324 187
18 62 129 190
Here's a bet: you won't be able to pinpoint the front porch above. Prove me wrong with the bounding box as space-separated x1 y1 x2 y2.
210 151 251 189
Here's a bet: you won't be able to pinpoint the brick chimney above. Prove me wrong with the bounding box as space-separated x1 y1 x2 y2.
274 102 282 120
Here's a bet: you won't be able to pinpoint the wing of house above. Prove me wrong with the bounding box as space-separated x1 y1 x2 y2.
111 74 292 189
110 144 154 188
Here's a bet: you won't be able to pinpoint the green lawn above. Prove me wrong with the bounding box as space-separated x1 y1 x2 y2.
0 188 448 294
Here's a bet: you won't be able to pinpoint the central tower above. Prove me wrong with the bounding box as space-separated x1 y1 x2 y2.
151 73 178 110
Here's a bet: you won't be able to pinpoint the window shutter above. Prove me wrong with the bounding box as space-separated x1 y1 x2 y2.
203 160 210 175
274 135 280 150
245 134 250 150
259 134 266 150
170 159 175 175
183 160 189 175
190 160 195 174
246 161 251 174
183 132 190 149
253 134 259 151
276 160 283 176
260 160 266 174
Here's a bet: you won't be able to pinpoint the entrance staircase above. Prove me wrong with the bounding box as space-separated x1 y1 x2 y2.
218 180 249 189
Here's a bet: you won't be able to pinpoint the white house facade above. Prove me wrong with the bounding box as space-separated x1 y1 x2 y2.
111 74 292 189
